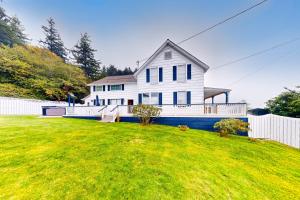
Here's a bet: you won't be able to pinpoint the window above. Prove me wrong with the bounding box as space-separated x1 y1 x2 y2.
110 99 122 105
164 51 172 60
177 65 186 82
95 86 103 91
142 93 150 104
150 67 158 84
177 91 187 104
151 93 159 105
111 84 122 91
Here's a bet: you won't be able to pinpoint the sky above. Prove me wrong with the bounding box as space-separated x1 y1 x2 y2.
2 0 300 108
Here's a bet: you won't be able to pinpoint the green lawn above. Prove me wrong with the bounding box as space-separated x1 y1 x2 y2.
0 116 300 199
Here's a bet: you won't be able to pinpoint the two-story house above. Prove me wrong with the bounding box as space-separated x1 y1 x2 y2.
84 39 220 106
64 39 248 129
80 39 246 124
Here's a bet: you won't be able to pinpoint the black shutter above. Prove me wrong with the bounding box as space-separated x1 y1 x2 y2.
187 64 191 80
159 93 162 105
173 66 177 81
173 92 177 105
138 94 142 104
159 67 163 82
146 69 150 83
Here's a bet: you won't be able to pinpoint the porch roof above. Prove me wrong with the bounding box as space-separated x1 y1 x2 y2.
204 87 231 99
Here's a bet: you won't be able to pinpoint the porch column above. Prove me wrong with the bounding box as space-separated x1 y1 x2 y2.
211 96 214 104
68 95 71 107
72 97 75 107
225 92 229 104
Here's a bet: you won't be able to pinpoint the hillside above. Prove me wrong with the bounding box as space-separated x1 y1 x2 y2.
0 45 88 101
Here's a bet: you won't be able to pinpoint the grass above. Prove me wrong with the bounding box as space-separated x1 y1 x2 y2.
0 116 300 199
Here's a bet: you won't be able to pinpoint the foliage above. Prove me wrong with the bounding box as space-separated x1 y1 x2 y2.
214 118 250 137
0 6 27 46
72 33 101 80
266 87 300 118
132 104 161 125
40 17 67 60
248 108 270 116
178 125 189 131
0 45 88 101
0 116 300 199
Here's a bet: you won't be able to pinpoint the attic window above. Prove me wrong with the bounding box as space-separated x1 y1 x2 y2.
164 51 172 60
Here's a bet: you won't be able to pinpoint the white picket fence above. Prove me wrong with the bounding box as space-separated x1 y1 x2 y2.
248 114 300 149
0 96 69 115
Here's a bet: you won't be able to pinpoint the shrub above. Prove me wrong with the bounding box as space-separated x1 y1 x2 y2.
178 125 189 131
132 104 161 125
214 119 250 137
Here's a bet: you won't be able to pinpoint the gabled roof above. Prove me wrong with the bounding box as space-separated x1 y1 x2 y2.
87 75 136 86
134 39 209 76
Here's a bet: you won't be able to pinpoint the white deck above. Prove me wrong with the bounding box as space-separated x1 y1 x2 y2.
65 103 247 119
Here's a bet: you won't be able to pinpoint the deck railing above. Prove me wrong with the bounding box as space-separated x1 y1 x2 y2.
65 106 106 116
63 103 247 117
117 103 247 117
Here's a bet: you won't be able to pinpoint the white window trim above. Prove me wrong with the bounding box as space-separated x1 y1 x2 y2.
149 66 158 85
142 93 150 104
110 84 122 91
177 64 187 83
95 85 103 92
177 91 187 105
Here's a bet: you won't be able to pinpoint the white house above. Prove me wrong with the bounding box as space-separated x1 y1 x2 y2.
79 39 246 120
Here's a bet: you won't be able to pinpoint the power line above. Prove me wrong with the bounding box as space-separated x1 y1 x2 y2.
227 49 299 87
211 37 300 70
137 0 268 65
177 0 268 45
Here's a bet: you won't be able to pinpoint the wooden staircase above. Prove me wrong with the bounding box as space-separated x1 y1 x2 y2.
100 115 114 123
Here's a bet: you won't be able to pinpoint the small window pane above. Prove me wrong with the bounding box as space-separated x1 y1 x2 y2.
150 68 158 84
110 99 122 105
95 86 103 91
143 93 150 104
178 91 187 104
177 65 186 82
111 85 122 91
151 93 159 105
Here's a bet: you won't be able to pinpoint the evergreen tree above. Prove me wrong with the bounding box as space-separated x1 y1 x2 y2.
40 17 67 60
72 33 101 80
0 7 27 46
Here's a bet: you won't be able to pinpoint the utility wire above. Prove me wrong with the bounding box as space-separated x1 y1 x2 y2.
177 0 268 45
227 49 299 87
137 0 268 65
210 37 300 70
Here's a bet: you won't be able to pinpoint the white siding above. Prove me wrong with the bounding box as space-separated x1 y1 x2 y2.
85 83 138 105
137 45 204 104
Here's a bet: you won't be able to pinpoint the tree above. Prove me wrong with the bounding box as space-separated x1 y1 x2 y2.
266 87 300 118
0 6 27 46
72 33 101 80
40 17 67 60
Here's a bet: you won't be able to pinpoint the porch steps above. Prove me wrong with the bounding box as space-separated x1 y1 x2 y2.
100 115 114 123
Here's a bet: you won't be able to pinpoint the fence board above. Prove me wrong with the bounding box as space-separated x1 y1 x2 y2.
248 114 300 149
0 97 69 115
